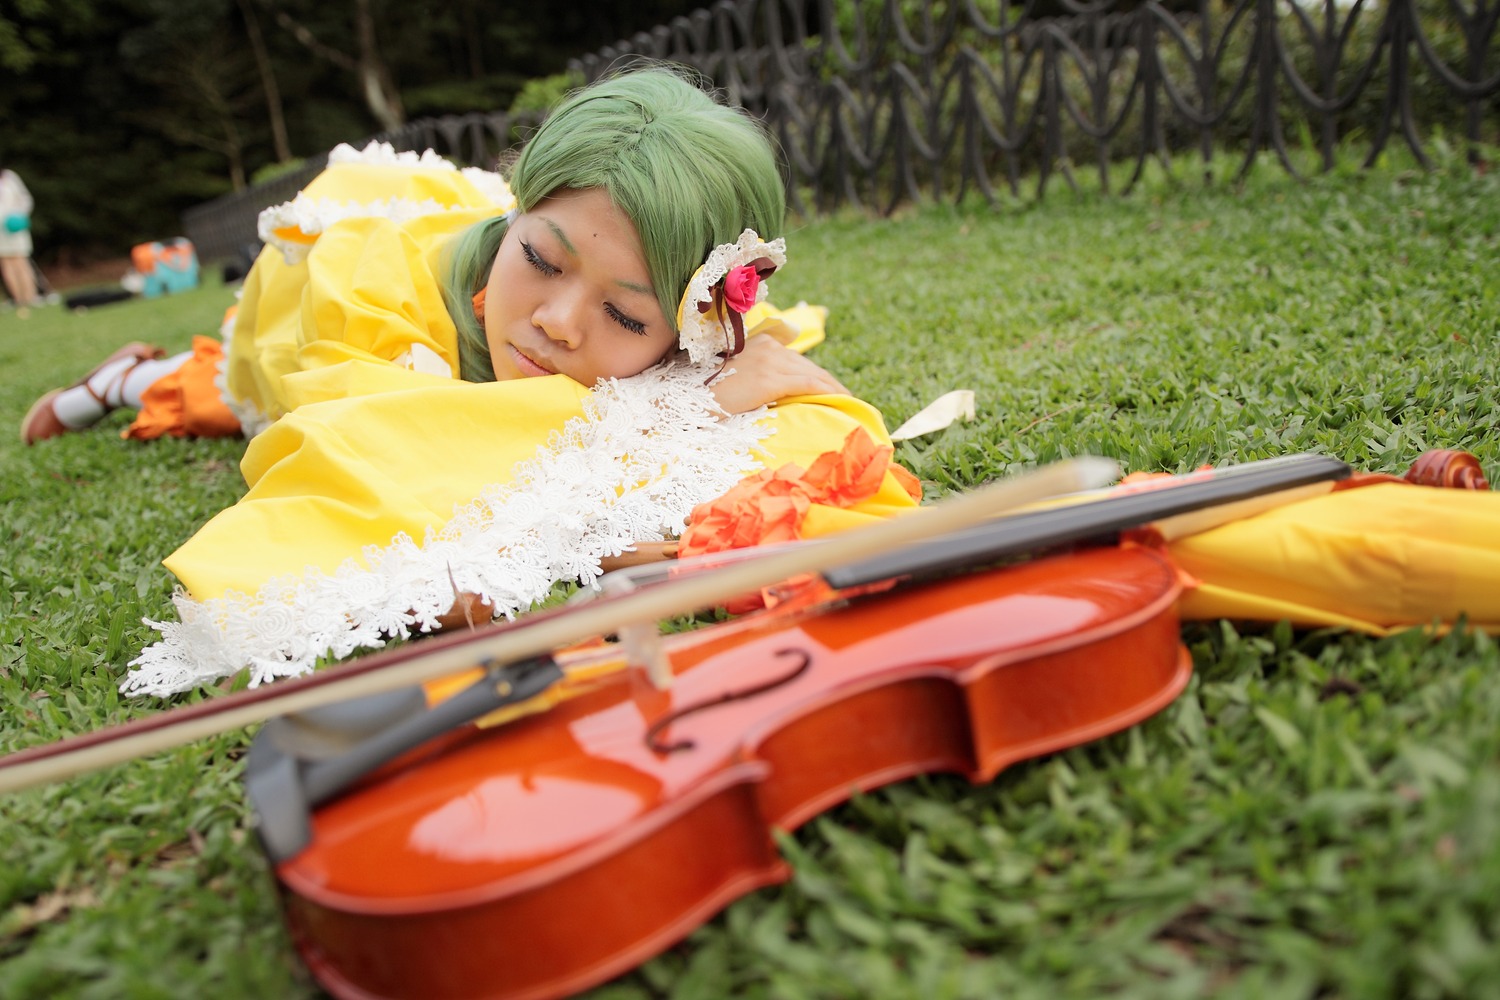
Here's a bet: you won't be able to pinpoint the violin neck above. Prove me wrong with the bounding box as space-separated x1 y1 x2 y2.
823 453 1351 589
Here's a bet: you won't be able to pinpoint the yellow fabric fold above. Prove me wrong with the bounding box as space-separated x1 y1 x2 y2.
744 300 827 354
169 375 591 600
754 393 923 533
1169 483 1500 634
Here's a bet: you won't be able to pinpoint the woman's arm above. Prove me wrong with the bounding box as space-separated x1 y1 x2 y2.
708 335 850 414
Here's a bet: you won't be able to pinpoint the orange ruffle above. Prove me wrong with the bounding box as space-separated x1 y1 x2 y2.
124 335 242 440
679 426 920 559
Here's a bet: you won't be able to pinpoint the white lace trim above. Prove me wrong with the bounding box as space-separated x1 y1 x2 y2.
222 386 271 440
123 364 771 697
393 342 455 377
258 141 517 265
458 167 516 209
676 230 786 365
213 297 271 439
326 141 455 169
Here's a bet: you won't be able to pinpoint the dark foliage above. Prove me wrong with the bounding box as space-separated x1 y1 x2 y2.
0 0 701 266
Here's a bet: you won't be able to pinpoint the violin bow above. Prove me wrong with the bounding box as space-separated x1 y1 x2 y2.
243 451 1353 861
0 456 1118 796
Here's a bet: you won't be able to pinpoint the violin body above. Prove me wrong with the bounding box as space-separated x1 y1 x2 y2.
273 545 1189 1000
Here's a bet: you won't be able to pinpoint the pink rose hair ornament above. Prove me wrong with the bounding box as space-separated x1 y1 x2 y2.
675 229 787 371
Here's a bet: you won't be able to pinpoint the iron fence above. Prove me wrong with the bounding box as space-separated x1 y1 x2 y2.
575 0 1498 214
184 0 1497 262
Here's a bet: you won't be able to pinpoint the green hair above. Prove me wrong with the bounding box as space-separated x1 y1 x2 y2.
443 67 787 383
444 215 510 381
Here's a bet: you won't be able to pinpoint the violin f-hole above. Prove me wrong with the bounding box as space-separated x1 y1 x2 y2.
643 647 813 755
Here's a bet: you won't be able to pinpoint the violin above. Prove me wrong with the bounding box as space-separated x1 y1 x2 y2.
9 451 1469 999
263 545 1188 1000
247 454 1360 1000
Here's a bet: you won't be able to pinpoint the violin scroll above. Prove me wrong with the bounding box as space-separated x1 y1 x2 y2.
1405 449 1489 490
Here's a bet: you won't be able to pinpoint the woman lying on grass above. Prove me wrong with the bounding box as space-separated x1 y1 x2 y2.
20 67 922 696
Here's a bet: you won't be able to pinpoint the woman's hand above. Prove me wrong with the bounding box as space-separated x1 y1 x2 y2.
436 592 494 631
709 335 851 415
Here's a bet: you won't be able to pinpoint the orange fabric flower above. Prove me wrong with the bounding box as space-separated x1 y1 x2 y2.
799 425 893 508
679 426 915 558
679 465 812 557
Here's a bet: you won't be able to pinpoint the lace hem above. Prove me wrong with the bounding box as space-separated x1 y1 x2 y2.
258 141 517 265
123 364 772 697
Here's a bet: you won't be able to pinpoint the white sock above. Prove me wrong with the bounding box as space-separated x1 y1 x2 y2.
116 353 190 409
50 352 192 429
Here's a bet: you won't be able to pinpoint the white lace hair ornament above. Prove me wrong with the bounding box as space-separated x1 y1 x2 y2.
675 229 787 367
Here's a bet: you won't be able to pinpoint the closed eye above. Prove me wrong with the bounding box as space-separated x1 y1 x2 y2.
520 241 559 277
606 303 647 336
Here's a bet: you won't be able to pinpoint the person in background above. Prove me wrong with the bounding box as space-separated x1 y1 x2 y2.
0 164 39 315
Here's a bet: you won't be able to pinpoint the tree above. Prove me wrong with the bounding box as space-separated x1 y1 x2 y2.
260 0 405 132
0 0 98 75
0 0 204 259
238 0 292 163
121 2 268 191
0 0 707 265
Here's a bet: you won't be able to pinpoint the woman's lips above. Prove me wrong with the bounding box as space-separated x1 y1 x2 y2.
510 345 556 377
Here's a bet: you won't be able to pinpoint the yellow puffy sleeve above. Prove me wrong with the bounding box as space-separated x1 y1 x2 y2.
225 156 510 427
676 393 923 559
227 211 495 423
760 393 923 530
130 366 794 693
165 375 592 602
164 385 915 604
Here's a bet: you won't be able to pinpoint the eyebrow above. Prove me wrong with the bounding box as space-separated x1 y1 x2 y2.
542 218 577 256
538 215 655 299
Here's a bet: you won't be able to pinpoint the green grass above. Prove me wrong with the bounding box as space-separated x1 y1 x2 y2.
2 152 1499 998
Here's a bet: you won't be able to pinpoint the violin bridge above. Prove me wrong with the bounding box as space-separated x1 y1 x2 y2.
620 620 673 690
600 572 673 689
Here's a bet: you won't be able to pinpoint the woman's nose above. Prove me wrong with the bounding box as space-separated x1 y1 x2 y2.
533 292 584 349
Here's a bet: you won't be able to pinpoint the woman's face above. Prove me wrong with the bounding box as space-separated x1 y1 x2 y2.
483 187 677 386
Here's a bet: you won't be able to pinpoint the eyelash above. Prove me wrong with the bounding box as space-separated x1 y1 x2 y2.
520 240 559 277
606 303 647 336
523 238 648 336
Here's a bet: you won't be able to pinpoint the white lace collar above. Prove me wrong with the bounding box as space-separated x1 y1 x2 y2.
124 364 771 696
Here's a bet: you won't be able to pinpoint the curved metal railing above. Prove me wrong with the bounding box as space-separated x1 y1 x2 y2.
574 0 1498 214
185 0 1496 261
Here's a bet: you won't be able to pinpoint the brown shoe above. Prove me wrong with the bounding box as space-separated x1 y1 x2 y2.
21 341 166 445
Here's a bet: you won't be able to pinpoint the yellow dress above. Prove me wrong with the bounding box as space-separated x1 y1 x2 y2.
124 145 921 696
